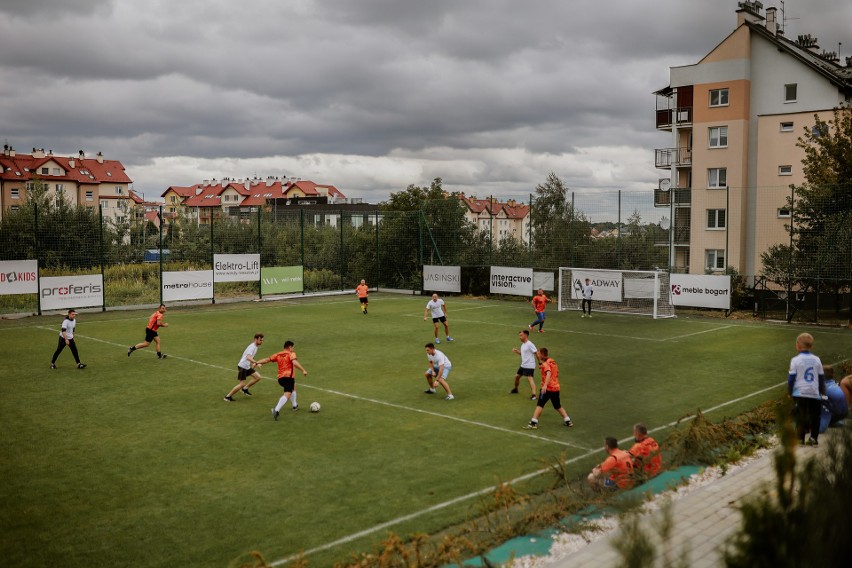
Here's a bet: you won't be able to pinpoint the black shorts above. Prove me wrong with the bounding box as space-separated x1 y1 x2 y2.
277 377 296 392
432 316 447 323
145 328 158 342
538 390 562 410
359 297 368 304
238 367 256 381
517 367 535 377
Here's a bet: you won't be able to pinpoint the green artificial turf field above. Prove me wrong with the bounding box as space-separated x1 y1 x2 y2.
1 293 849 567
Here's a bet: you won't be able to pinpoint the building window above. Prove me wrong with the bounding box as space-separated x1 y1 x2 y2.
709 88 729 107
708 168 727 189
784 83 797 102
115 186 123 195
707 209 726 229
778 165 793 176
52 168 60 176
778 208 791 218
780 121 794 132
11 188 19 199
170 196 177 203
706 249 725 270
101 201 108 209
41 167 49 175
709 126 728 148
86 191 94 201
10 205 19 212
55 184 64 191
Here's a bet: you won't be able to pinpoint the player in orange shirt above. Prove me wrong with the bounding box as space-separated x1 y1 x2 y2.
528 288 550 333
128 304 169 359
355 279 369 314
588 437 634 491
629 423 662 480
523 348 573 429
256 340 308 421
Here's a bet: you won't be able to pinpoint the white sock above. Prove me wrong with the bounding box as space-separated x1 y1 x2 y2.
275 395 289 412
290 391 298 407
564 416 572 422
531 418 539 424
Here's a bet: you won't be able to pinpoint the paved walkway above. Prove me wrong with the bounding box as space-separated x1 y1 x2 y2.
540 430 833 568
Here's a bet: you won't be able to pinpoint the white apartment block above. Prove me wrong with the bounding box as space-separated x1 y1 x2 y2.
654 1 851 275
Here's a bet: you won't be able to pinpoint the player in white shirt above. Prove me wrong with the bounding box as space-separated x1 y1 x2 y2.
424 343 455 400
50 309 86 369
511 329 538 399
224 334 265 402
423 293 453 343
788 332 826 446
581 278 594 317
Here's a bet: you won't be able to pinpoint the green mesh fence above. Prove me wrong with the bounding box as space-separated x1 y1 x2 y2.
0 187 848 323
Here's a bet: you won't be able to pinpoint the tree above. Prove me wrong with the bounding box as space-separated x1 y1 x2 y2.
530 173 591 269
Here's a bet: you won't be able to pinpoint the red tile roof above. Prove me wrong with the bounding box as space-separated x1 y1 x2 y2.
0 151 132 185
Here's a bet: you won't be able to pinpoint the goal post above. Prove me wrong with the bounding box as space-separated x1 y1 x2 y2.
558 268 675 319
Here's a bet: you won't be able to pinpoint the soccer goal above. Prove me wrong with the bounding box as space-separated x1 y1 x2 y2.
558 268 675 319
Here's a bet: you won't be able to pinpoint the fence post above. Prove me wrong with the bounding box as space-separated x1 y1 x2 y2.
210 213 215 304
257 207 263 300
787 186 795 322
374 212 380 289
300 209 305 295
489 195 494 267
528 193 533 268
99 205 105 311
339 209 344 291
616 190 622 268
158 206 164 306
35 202 42 316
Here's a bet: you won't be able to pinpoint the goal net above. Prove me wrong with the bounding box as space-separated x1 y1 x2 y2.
558 268 675 319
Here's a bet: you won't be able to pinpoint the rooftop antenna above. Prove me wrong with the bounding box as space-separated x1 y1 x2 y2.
780 0 799 35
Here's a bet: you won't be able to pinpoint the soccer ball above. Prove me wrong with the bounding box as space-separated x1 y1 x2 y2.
310 401 321 413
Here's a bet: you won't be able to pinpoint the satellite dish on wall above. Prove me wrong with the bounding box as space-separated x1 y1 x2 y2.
660 216 671 230
658 178 671 191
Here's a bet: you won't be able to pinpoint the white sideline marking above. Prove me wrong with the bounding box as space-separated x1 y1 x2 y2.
36 326 586 451
447 304 501 313
415 314 667 342
663 325 734 341
270 377 798 566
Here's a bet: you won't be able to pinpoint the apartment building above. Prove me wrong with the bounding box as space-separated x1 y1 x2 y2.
654 1 852 275
457 194 530 244
0 146 134 223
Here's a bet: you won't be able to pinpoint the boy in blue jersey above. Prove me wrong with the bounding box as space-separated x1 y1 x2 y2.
788 333 826 446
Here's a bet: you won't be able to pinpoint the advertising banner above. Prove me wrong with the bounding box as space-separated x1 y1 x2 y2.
533 271 555 292
213 254 260 282
571 270 623 302
40 274 103 310
162 270 214 302
490 266 533 297
423 265 461 293
670 274 731 309
261 266 304 295
0 260 38 295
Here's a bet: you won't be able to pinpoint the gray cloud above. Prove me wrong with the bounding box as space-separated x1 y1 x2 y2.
2 0 850 200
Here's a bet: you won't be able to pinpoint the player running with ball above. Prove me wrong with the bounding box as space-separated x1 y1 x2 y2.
256 340 308 421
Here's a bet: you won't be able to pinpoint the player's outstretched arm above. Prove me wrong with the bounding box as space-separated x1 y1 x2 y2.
293 359 308 376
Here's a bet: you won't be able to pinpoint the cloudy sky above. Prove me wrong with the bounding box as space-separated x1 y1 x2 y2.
1 0 849 204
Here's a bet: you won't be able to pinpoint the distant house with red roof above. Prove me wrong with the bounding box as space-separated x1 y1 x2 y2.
0 146 134 223
161 176 349 225
457 193 530 244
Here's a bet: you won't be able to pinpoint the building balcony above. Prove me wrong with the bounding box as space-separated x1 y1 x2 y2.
655 106 693 129
655 226 691 247
655 147 692 168
654 188 692 207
